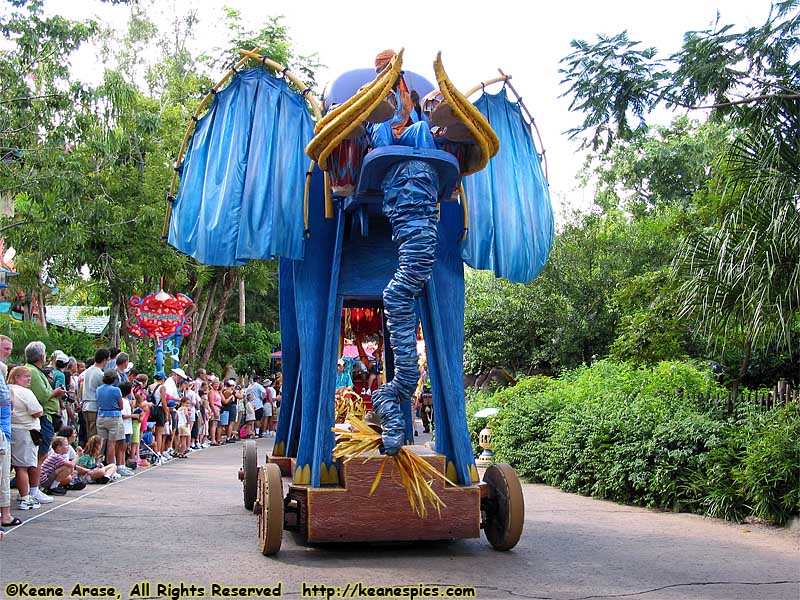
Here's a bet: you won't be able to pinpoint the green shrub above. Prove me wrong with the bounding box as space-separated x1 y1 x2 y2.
0 318 98 363
487 359 799 524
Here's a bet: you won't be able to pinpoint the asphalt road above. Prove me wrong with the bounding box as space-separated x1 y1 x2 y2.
1 433 798 600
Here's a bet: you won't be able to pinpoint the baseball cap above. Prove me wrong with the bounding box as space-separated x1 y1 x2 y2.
154 371 167 380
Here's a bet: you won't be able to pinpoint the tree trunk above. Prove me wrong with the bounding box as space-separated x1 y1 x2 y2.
108 292 121 348
239 277 246 326
199 268 236 370
36 288 47 329
119 296 139 363
730 336 753 413
189 279 218 371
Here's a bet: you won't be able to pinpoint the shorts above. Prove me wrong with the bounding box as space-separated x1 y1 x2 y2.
153 409 166 427
38 414 55 455
219 409 230 426
11 428 38 467
245 404 255 422
41 467 62 491
263 402 273 417
254 407 264 421
178 425 191 436
96 416 126 442
124 433 132 444
228 404 238 421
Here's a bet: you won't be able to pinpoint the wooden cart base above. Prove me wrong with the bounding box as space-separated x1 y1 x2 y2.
284 445 482 544
253 446 524 554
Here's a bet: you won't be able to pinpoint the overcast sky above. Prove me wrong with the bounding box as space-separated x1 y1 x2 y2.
49 0 773 210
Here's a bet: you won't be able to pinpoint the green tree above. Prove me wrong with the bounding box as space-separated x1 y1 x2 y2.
560 1 800 387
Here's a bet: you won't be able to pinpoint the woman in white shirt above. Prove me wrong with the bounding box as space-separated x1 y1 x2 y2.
9 366 44 510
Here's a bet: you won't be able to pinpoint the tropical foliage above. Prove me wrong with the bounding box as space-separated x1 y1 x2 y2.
466 2 799 388
467 361 800 524
0 0 316 375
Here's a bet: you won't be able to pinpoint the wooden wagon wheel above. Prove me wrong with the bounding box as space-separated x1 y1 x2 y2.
256 463 284 555
242 440 258 511
482 463 524 551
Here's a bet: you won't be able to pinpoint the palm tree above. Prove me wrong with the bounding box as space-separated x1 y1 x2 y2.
675 99 800 399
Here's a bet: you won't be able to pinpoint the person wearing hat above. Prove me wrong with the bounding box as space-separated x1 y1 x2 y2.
367 49 435 150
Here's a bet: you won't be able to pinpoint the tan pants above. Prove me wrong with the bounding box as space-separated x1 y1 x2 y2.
0 446 10 508
83 410 98 439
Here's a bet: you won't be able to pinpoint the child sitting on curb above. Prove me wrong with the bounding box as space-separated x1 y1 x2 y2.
76 435 120 483
40 436 86 494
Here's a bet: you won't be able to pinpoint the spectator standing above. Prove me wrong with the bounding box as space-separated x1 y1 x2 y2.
176 398 191 457
25 341 65 505
263 378 277 436
208 379 222 445
0 335 12 376
81 349 110 441
114 352 129 385
0 336 15 529
95 369 125 470
8 365 45 509
107 348 120 371
149 372 168 456
247 377 266 437
117 381 135 474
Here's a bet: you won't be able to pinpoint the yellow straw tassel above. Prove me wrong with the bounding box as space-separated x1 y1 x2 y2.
332 416 457 518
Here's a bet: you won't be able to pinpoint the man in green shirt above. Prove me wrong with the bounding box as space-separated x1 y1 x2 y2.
24 341 65 505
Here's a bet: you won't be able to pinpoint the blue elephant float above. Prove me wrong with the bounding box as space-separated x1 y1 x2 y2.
165 48 553 554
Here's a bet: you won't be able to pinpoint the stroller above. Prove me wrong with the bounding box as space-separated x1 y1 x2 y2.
139 423 165 465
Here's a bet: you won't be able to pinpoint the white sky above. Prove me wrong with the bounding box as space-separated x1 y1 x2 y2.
48 0 773 211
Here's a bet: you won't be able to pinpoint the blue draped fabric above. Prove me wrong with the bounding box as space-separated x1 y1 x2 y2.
168 69 313 265
461 88 554 283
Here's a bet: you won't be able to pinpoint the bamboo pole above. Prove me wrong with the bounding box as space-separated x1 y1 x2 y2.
459 181 468 240
464 75 511 99
498 69 550 182
237 49 322 120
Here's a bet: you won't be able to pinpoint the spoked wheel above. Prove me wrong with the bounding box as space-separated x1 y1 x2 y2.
256 463 284 555
242 440 258 511
482 463 524 551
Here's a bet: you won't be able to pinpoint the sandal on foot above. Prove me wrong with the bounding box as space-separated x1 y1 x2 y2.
1 517 22 526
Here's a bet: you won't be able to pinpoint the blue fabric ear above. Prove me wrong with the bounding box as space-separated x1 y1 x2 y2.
461 89 554 283
168 69 313 266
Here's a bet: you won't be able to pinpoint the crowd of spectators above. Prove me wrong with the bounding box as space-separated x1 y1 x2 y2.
0 336 281 536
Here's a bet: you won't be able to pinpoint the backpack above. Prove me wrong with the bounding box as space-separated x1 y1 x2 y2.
148 385 164 419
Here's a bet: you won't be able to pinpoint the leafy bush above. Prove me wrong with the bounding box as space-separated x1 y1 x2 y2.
486 359 799 524
208 322 279 376
0 318 98 363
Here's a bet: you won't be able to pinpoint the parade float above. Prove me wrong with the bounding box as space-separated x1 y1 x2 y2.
165 47 553 554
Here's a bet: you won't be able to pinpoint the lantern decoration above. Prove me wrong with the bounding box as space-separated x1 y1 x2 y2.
128 287 194 373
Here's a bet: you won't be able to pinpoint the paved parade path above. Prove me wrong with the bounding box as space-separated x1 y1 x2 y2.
2 435 798 600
